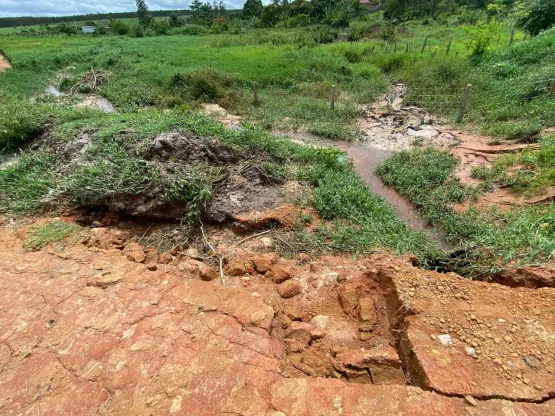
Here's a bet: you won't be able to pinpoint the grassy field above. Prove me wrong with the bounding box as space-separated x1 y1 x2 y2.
0 18 554 273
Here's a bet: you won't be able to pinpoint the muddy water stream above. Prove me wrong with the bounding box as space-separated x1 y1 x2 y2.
273 130 451 249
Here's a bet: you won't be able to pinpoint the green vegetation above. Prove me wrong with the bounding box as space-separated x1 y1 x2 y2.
472 134 555 196
0 5 554 272
24 221 81 251
378 146 555 274
0 108 439 261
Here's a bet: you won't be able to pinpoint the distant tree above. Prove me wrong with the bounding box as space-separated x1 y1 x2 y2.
168 12 180 27
260 3 281 27
243 0 264 18
58 23 77 35
136 0 154 27
517 0 555 35
110 19 129 35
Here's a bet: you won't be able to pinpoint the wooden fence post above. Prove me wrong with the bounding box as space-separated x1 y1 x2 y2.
509 29 515 46
406 42 409 53
330 85 336 110
549 79 555 97
456 84 472 123
421 37 428 53
446 41 451 55
252 82 259 106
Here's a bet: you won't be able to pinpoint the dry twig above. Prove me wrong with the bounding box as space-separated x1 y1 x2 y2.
200 223 226 286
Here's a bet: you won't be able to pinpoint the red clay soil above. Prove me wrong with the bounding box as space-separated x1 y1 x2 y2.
1 219 554 415
449 132 554 210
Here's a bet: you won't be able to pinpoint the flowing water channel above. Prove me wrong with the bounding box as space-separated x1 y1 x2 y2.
272 131 453 251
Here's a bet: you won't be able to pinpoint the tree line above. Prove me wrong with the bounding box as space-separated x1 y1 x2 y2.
0 10 190 29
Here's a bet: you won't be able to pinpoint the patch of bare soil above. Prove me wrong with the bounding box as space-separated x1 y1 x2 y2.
1 217 554 414
202 103 242 128
0 55 11 72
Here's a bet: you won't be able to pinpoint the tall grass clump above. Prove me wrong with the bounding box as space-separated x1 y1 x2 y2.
378 147 555 274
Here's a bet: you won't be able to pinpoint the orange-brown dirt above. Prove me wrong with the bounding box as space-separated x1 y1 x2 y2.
1 216 554 415
0 55 11 72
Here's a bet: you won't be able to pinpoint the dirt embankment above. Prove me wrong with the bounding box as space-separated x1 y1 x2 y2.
1 218 554 415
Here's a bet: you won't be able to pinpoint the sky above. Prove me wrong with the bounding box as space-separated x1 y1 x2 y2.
0 0 250 18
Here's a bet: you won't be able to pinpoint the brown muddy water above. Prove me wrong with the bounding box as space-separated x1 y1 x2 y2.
273 131 451 250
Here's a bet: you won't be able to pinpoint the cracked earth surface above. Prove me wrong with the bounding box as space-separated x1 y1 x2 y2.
1 220 554 415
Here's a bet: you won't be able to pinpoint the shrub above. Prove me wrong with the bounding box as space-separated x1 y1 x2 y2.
110 20 129 35
0 95 47 152
171 68 237 102
517 0 555 36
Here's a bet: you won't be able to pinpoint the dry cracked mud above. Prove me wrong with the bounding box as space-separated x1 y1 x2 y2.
1 218 554 415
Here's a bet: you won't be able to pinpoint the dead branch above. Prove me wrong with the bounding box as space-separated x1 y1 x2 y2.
234 230 272 247
200 223 226 287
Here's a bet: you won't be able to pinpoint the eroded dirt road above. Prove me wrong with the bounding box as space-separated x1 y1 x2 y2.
1 218 554 415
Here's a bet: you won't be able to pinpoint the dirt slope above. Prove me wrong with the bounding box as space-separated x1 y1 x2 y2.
1 219 554 415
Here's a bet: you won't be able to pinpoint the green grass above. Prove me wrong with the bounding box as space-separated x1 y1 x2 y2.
1 20 554 271
0 153 56 213
25 221 81 251
384 26 555 139
471 134 555 196
0 107 440 262
378 146 555 274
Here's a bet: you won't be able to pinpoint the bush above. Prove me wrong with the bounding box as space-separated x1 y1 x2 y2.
518 0 555 36
110 20 129 35
175 24 210 35
171 68 237 102
0 95 47 152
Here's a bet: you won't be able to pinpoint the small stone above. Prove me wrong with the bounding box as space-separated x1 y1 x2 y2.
310 315 329 330
523 355 542 370
251 292 260 298
146 263 157 271
297 253 310 264
225 258 245 276
437 334 453 347
125 251 145 263
268 264 291 283
159 253 173 264
310 329 326 340
338 283 360 315
278 280 301 298
504 336 513 343
534 385 543 391
465 346 477 358
465 396 477 406
252 253 278 273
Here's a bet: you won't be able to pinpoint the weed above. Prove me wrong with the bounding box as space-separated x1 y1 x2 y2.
378 146 555 274
25 221 81 251
0 152 55 213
